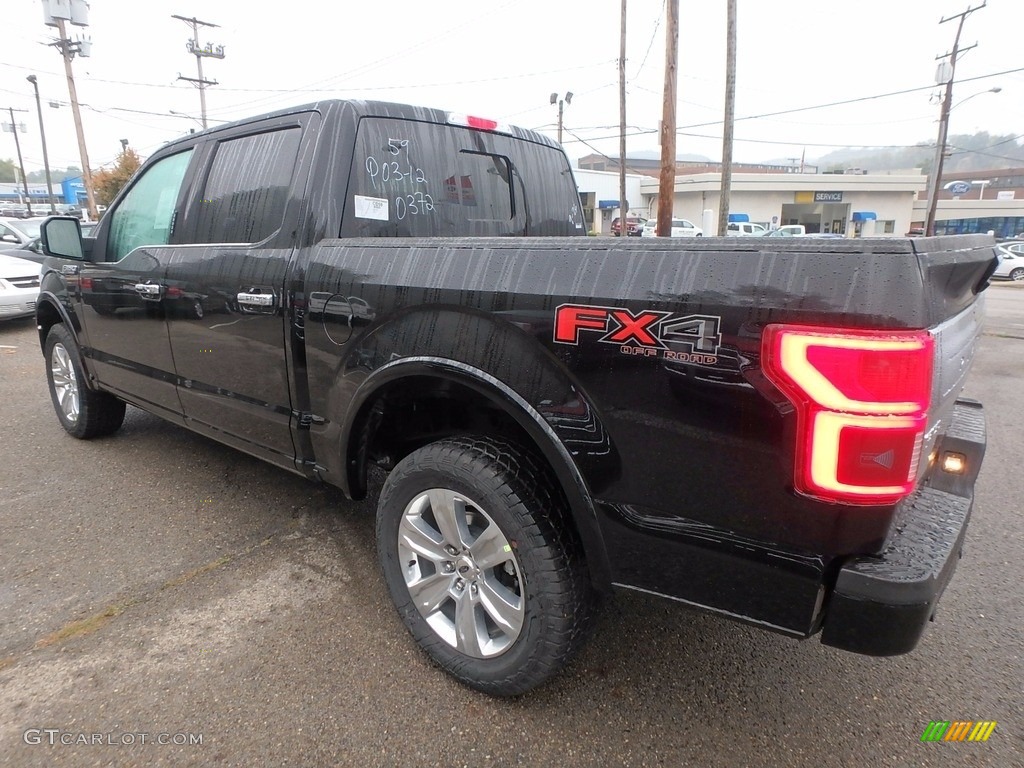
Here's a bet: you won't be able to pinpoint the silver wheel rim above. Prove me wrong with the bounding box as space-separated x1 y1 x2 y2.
51 343 80 424
398 489 525 658
1012 269 1024 282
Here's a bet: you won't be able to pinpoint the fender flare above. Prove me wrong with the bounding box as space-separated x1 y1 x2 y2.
35 291 100 388
341 355 613 591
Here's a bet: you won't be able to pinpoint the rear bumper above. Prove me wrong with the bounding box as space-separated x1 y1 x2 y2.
821 399 986 656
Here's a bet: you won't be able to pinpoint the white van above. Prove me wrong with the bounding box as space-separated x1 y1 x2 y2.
726 222 767 237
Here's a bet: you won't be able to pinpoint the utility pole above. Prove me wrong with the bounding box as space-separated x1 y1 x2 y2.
924 2 986 237
657 0 679 236
618 0 628 229
4 108 32 216
53 17 98 221
717 0 737 237
173 15 225 130
27 75 56 214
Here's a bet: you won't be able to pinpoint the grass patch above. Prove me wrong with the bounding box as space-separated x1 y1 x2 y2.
34 604 126 649
162 554 232 590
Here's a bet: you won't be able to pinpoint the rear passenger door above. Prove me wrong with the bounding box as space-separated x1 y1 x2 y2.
165 112 317 468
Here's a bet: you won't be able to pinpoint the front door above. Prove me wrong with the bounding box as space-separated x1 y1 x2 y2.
76 149 197 420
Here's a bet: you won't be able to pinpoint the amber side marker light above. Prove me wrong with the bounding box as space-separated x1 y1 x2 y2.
762 325 934 505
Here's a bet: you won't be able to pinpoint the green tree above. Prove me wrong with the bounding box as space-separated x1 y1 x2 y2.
92 148 142 206
0 158 17 182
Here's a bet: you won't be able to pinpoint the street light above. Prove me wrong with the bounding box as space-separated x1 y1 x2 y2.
169 110 203 133
924 85 1001 237
26 74 56 214
549 91 572 145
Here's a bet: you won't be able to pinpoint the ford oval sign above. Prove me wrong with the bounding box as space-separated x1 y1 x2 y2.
945 181 972 196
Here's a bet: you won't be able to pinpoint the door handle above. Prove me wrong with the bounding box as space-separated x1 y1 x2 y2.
61 264 80 276
134 283 163 298
237 291 275 308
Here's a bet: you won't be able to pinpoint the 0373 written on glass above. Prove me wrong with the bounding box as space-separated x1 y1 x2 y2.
364 138 435 221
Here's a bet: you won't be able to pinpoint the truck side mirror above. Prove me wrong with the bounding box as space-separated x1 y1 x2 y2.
40 216 85 261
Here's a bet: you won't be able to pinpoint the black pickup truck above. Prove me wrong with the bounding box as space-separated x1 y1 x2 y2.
36 100 992 696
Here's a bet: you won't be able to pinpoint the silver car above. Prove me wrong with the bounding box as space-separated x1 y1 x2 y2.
0 217 44 247
993 243 1024 281
0 253 42 320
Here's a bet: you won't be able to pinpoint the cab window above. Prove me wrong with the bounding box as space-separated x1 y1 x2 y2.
192 127 302 244
105 149 194 263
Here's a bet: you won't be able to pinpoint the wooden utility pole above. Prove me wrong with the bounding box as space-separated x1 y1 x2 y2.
657 0 679 236
717 0 737 236
55 17 97 221
173 14 224 130
618 0 628 230
924 2 985 237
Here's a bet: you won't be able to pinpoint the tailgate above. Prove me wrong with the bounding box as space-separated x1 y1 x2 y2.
912 234 999 324
912 234 996 482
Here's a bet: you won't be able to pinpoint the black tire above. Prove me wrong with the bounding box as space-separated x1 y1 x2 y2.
44 325 126 439
376 437 593 696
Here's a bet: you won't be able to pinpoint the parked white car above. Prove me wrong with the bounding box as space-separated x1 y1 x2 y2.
641 218 703 237
0 217 44 247
993 245 1024 281
727 222 767 236
0 253 43 320
764 224 807 237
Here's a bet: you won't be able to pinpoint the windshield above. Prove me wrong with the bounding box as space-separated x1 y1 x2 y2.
15 220 43 239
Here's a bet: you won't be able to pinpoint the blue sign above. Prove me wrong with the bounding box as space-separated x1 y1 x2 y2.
945 181 971 196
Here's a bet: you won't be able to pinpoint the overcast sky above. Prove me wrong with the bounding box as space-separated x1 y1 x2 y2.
3 0 1021 175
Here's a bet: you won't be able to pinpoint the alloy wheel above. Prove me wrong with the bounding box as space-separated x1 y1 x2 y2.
50 342 80 424
397 488 524 658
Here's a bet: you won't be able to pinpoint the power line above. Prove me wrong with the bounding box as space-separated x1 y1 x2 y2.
632 0 665 80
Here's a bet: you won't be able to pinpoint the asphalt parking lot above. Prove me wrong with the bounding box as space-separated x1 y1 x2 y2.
1 283 1022 767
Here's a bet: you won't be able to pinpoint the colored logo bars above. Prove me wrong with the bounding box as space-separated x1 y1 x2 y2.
921 721 997 742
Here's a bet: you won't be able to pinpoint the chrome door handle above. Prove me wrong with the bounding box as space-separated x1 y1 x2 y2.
134 283 163 298
237 292 274 307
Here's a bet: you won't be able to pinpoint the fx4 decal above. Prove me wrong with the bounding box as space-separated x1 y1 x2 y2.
554 304 722 363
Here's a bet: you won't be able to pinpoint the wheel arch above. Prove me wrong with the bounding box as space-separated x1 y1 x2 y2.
342 357 614 591
36 290 83 354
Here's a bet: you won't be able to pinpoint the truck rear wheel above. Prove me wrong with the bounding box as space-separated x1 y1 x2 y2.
376 436 592 696
45 325 126 439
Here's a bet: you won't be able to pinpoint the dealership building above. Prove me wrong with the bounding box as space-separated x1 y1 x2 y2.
574 165 1024 238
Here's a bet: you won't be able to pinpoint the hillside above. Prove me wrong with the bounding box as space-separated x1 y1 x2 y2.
810 132 1023 174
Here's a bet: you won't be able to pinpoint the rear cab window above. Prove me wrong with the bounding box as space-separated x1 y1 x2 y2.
193 127 303 244
341 117 583 237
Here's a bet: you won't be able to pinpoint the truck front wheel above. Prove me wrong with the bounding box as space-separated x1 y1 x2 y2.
44 325 126 439
376 437 592 696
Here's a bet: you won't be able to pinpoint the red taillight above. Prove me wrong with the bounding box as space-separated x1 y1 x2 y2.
762 325 933 505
